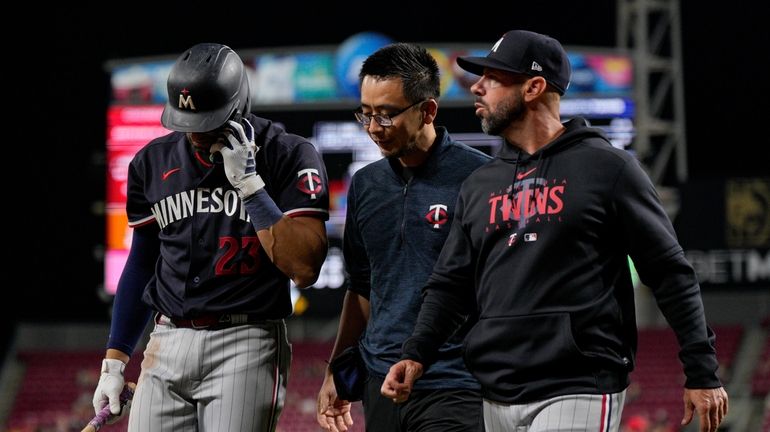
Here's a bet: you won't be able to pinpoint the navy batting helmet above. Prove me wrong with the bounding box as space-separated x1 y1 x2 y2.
161 43 251 133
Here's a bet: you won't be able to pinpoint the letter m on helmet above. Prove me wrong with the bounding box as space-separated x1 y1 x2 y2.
178 94 196 110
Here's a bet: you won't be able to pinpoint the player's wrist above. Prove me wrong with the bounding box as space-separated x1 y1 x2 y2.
242 188 283 231
105 348 130 364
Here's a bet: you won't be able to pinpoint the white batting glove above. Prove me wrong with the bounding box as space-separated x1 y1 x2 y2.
210 119 265 199
92 359 126 417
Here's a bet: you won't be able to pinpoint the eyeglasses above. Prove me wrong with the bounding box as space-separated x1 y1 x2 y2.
354 100 426 127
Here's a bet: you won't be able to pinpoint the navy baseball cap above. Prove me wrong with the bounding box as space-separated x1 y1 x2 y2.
457 30 571 95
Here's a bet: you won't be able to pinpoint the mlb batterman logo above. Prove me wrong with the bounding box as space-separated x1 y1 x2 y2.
424 204 448 229
296 168 322 199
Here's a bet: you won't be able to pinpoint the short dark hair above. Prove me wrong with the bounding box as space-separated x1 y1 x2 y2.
359 43 440 103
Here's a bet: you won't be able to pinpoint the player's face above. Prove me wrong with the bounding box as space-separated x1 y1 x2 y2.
187 130 225 151
359 76 425 160
471 69 526 136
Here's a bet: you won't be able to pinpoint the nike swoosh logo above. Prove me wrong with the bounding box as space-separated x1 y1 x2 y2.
162 168 181 180
516 167 537 180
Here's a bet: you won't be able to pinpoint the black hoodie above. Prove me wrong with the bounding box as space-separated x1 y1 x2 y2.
402 118 720 403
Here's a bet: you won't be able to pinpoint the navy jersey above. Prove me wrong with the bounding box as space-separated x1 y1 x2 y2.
344 128 490 389
126 114 329 319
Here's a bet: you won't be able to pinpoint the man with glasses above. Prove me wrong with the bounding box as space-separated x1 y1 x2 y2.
316 43 490 432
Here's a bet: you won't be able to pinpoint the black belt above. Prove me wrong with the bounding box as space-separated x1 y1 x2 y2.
156 313 262 330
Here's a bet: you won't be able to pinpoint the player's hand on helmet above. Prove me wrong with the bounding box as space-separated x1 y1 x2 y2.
211 119 264 199
92 359 126 418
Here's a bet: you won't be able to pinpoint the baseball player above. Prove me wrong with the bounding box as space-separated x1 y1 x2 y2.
382 30 728 432
92 43 329 432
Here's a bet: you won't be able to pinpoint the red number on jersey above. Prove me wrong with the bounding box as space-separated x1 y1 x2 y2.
215 236 261 276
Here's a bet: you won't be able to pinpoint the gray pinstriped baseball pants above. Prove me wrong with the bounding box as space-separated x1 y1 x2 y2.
127 318 290 432
483 390 626 432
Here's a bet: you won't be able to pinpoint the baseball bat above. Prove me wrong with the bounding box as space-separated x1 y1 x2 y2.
82 382 136 432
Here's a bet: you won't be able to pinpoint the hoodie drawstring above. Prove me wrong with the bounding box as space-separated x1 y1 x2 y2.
533 150 545 193
508 148 522 201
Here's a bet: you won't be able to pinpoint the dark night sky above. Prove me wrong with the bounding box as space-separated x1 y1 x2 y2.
6 2 767 336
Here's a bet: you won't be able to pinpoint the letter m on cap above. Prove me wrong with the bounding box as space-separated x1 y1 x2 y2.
178 94 196 110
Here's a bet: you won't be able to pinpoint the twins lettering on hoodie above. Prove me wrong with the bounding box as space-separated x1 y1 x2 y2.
485 177 566 231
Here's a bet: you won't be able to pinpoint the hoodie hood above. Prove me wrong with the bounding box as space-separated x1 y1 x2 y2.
498 117 611 163
498 117 612 200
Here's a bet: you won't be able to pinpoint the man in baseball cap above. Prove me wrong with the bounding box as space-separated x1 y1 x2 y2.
457 29 571 95
383 29 728 432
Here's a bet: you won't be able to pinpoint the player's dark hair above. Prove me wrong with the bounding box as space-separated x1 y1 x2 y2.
359 43 441 104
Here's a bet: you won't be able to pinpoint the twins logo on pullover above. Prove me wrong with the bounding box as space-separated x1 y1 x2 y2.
485 177 566 232
425 204 449 229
